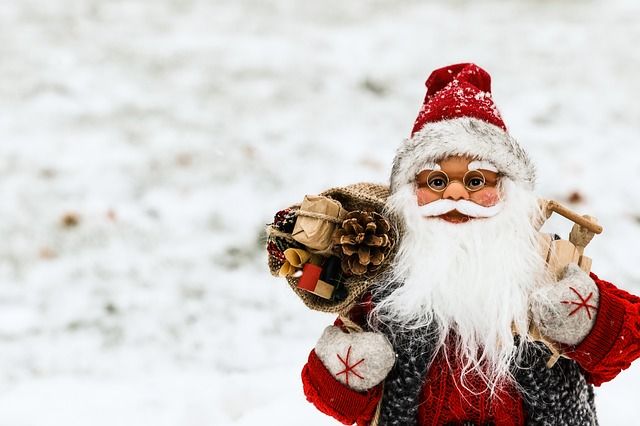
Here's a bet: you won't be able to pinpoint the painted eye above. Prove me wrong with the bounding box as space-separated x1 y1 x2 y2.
464 171 486 190
427 171 448 191
469 178 483 187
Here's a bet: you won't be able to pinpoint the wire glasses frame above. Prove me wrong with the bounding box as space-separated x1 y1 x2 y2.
416 169 490 193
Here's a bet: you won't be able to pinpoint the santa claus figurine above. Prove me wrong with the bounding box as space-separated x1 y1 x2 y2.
300 64 640 425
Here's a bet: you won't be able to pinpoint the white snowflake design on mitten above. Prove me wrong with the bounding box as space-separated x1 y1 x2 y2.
335 345 365 387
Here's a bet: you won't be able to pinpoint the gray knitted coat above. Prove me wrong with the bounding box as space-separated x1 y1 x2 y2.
370 276 599 426
375 324 598 426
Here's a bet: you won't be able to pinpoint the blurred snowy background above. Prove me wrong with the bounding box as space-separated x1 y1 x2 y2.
0 0 639 424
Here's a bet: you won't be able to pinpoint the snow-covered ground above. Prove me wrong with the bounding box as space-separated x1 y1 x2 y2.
0 0 639 424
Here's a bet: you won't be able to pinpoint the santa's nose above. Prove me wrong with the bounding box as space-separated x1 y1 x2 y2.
442 181 469 200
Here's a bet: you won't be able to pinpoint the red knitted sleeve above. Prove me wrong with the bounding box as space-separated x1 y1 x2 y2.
302 350 382 425
567 273 640 386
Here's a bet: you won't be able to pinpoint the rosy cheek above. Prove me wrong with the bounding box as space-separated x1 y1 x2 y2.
470 188 500 207
416 188 440 206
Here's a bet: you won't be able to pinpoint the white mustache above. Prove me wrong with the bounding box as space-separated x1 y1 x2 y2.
418 199 504 218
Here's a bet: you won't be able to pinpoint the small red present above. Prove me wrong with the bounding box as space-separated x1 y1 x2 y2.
297 263 335 300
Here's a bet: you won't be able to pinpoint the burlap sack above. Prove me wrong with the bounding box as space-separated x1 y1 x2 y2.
267 182 396 314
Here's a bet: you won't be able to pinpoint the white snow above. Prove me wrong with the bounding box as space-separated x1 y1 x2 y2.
0 0 639 424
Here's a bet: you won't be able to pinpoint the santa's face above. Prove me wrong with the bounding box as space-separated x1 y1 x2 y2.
415 156 502 223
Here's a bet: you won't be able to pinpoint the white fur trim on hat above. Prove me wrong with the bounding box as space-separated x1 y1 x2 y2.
390 117 536 193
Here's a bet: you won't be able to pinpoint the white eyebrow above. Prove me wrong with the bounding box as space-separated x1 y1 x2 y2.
468 160 498 172
422 162 441 170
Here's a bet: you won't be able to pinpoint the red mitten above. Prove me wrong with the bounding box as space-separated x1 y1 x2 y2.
314 326 395 392
531 263 600 346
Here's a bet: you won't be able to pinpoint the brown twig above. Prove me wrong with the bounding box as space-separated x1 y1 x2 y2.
544 200 603 234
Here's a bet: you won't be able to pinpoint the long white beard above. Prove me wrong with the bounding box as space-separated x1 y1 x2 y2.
371 180 548 392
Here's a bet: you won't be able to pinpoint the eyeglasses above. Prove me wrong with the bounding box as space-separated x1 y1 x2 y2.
416 169 494 193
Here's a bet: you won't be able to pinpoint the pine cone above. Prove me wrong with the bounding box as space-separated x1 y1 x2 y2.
333 211 392 276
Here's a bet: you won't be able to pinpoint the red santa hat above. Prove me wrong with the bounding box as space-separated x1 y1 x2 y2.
390 63 535 193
